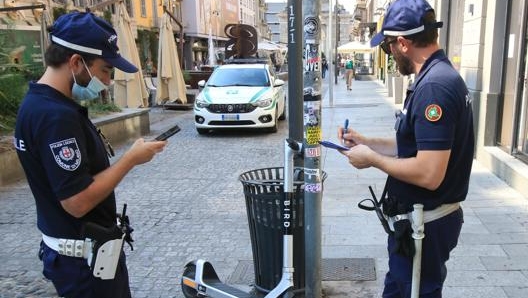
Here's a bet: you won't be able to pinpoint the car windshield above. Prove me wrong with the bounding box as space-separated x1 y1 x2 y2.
207 68 270 87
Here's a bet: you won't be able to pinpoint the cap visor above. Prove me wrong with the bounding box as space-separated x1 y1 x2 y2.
105 56 138 73
370 32 384 47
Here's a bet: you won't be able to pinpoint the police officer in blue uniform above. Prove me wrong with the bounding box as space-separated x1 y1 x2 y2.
337 0 474 297
14 12 167 298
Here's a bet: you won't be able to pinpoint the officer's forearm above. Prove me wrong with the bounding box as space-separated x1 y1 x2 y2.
61 154 136 218
370 149 450 190
365 136 397 157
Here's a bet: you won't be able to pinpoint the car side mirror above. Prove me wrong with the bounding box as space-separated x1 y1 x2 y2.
198 80 206 91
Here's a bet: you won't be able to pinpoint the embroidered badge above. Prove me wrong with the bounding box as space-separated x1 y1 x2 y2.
49 138 81 171
425 104 442 122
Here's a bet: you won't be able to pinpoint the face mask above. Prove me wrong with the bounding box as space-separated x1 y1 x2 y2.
71 59 107 101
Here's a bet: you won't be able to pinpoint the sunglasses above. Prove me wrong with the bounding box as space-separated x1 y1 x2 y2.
380 38 397 55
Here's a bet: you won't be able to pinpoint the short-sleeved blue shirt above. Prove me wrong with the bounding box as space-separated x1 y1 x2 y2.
388 50 474 210
14 83 117 238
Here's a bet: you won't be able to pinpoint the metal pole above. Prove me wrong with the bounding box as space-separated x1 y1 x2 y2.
302 0 322 297
411 204 425 298
287 0 303 167
327 0 334 107
334 0 339 85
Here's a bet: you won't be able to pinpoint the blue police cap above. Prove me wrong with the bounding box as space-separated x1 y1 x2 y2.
49 12 138 73
371 0 443 47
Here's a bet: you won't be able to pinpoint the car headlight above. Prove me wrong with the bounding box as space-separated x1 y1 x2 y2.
195 98 209 108
254 97 273 108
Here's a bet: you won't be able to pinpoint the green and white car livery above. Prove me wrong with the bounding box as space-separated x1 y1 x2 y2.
194 62 286 134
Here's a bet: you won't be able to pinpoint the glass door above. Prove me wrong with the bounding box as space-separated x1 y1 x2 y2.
498 0 527 152
516 43 528 158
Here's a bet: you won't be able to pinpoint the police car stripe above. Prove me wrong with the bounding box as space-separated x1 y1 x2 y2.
249 87 271 103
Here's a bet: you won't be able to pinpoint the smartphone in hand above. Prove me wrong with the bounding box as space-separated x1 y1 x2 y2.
152 125 181 141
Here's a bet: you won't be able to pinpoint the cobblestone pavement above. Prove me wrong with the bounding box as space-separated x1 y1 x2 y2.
0 105 288 298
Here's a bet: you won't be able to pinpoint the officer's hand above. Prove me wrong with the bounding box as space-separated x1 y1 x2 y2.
337 126 363 148
340 144 374 169
125 138 166 165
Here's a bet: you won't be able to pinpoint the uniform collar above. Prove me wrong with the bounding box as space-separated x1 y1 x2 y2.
409 49 447 91
29 82 88 116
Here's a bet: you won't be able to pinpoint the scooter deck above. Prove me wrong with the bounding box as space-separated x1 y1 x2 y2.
204 279 257 298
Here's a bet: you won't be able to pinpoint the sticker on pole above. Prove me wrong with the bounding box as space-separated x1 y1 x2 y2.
304 17 319 43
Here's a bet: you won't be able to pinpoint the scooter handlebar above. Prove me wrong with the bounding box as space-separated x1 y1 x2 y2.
286 138 302 152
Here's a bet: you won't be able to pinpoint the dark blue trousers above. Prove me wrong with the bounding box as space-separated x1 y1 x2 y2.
40 242 132 298
383 208 463 298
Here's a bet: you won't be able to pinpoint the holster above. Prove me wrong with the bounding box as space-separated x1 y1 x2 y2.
81 204 134 280
82 222 124 280
391 218 415 258
383 195 415 259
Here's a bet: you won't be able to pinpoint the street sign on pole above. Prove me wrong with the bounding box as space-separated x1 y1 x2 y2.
287 0 303 158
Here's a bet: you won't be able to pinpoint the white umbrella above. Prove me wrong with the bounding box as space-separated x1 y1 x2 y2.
338 41 374 54
156 12 187 105
113 1 148 108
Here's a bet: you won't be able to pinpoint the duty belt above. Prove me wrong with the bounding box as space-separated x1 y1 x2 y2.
387 202 460 232
42 234 92 259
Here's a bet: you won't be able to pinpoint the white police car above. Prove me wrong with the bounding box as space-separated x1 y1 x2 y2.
194 60 286 134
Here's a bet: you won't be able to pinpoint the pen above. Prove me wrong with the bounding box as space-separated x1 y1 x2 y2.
344 119 349 134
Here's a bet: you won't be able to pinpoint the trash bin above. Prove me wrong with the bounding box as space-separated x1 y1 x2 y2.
239 167 327 295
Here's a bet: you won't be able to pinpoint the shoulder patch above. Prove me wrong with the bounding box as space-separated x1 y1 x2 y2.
425 104 442 122
49 138 82 171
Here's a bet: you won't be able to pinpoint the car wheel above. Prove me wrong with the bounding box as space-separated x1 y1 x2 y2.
279 98 286 120
196 128 208 135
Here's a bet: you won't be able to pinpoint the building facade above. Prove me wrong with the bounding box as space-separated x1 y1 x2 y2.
452 0 528 197
265 0 354 63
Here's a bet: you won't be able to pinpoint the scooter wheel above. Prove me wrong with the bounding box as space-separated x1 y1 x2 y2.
181 264 201 298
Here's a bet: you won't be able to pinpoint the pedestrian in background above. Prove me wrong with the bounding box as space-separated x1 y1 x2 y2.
321 58 328 78
345 56 354 90
14 12 167 298
337 0 474 297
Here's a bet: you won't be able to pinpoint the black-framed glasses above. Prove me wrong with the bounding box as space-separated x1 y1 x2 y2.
380 38 397 55
98 129 115 158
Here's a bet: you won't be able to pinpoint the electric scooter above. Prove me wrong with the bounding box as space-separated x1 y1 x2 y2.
180 138 303 298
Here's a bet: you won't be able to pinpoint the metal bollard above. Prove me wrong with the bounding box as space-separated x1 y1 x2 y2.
411 204 425 298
